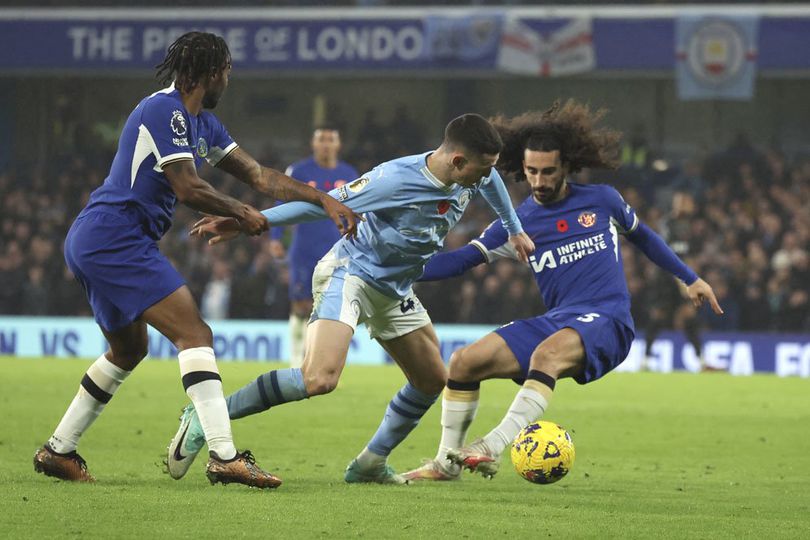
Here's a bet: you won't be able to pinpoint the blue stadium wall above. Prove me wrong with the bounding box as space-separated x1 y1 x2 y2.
1 317 809 377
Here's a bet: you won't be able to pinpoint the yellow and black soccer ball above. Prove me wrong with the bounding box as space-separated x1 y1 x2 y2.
511 421 575 484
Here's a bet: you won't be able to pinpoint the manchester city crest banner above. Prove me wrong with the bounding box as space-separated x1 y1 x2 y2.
676 15 759 101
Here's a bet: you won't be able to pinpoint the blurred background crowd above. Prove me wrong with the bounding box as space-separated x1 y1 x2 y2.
1 110 808 332
2 0 809 335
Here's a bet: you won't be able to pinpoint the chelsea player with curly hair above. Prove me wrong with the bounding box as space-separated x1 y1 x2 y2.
167 113 535 484
403 101 724 481
33 32 358 488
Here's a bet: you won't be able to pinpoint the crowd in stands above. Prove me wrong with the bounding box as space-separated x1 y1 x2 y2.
1 112 808 334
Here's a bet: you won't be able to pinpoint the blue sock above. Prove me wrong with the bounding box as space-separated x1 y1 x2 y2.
367 383 439 457
225 368 308 420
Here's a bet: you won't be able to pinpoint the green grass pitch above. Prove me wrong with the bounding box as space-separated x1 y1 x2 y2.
1 357 809 539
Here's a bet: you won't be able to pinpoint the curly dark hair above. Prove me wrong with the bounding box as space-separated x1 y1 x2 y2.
491 99 622 182
155 32 231 94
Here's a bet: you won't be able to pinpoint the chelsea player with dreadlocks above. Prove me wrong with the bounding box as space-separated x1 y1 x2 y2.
403 101 724 481
32 32 359 488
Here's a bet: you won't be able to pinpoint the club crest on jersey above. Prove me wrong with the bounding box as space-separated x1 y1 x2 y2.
437 200 450 215
196 137 208 158
170 110 187 136
458 189 472 208
578 211 597 228
347 177 369 193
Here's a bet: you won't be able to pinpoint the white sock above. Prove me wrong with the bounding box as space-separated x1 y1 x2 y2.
436 391 479 463
289 314 306 368
178 347 236 460
48 355 131 453
482 382 549 457
356 446 386 469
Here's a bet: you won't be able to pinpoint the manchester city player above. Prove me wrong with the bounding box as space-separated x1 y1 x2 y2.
167 114 535 484
32 32 358 488
402 101 723 481
270 127 359 367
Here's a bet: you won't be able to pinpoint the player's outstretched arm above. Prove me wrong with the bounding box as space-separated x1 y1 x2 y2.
192 170 397 244
626 221 723 314
190 201 327 245
164 159 267 235
216 147 361 237
419 244 488 281
478 171 534 261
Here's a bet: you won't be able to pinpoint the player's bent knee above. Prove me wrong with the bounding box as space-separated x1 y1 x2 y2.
175 321 214 351
448 347 473 380
529 345 568 378
303 372 339 397
448 346 487 382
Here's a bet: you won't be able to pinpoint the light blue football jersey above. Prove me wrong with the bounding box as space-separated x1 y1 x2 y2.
270 157 359 265
262 151 522 298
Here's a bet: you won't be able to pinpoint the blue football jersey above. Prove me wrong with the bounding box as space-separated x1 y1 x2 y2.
81 86 237 240
471 183 639 330
273 157 359 264
262 151 522 298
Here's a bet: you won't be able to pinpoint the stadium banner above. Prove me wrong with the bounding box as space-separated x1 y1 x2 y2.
422 12 503 62
676 15 759 100
496 17 595 77
0 8 809 73
1 317 809 377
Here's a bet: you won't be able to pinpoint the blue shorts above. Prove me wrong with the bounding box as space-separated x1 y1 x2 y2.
494 308 635 385
64 211 185 332
288 257 317 301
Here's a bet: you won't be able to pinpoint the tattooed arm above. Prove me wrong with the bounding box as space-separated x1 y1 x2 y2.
216 147 361 236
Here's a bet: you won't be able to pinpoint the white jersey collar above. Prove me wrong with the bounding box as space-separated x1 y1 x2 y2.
420 154 453 192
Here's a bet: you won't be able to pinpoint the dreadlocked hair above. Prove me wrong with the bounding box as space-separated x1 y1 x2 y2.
155 32 231 94
491 99 622 182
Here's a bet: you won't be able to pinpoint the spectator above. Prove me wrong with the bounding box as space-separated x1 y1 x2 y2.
0 116 807 335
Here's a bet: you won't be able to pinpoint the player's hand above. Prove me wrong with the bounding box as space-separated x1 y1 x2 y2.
509 232 535 263
686 278 724 315
269 239 286 259
320 194 364 239
190 216 242 245
240 205 270 236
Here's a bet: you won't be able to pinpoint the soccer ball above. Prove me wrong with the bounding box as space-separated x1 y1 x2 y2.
511 421 575 484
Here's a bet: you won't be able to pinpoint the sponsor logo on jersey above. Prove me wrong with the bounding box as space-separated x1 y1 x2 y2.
172 137 188 147
196 137 208 158
336 186 349 201
170 110 187 136
528 233 609 273
437 200 450 215
578 211 597 228
347 177 369 193
557 219 568 232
